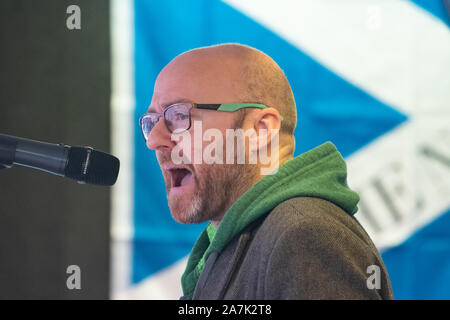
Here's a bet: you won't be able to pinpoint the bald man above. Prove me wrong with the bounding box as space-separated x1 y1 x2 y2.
141 43 394 300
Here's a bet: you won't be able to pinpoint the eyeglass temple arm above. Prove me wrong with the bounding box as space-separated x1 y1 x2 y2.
197 103 284 121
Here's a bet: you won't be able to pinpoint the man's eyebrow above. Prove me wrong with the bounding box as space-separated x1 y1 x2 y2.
146 98 191 113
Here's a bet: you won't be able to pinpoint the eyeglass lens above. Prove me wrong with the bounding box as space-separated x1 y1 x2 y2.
141 103 191 140
164 103 191 133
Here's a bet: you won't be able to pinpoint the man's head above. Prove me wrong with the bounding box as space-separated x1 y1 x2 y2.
145 43 297 225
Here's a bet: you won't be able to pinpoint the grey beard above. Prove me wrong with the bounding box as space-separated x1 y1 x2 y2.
171 163 258 225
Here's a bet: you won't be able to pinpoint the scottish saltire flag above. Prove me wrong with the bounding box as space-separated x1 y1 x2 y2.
110 0 450 299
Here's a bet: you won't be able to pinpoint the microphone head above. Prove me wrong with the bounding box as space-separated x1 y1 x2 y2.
65 147 120 186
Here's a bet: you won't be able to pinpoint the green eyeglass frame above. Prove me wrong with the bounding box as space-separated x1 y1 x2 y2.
200 103 284 121
139 102 283 140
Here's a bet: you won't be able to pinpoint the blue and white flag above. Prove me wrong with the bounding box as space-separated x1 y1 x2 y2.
110 0 450 299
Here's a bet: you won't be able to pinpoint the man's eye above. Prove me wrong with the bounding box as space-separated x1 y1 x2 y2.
176 113 189 120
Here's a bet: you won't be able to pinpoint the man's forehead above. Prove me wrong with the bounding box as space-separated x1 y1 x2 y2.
146 64 200 113
146 48 249 113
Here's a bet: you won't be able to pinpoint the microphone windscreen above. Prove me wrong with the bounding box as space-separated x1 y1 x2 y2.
65 147 120 186
87 149 120 186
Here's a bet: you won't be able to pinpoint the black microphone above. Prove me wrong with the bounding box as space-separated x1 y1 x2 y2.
0 133 120 186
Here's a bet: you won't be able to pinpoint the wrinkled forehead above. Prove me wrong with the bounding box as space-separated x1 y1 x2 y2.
148 52 247 113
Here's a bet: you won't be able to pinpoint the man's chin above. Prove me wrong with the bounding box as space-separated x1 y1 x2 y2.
168 193 202 224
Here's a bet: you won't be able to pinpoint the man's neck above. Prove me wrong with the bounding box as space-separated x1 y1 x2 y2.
209 165 264 229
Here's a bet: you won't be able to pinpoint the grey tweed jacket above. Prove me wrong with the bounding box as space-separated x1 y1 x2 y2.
191 197 394 300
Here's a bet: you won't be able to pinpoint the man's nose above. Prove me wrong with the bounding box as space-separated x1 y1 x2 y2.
146 118 175 151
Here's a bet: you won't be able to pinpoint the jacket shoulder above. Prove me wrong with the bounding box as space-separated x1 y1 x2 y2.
249 197 394 299
256 197 375 251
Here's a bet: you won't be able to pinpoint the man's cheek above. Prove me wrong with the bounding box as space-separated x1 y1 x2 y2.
203 128 224 165
170 131 193 165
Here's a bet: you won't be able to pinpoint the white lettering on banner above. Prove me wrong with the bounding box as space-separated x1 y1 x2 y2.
348 121 450 250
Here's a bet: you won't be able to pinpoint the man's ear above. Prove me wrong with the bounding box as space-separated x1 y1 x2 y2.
248 108 281 175
253 107 282 148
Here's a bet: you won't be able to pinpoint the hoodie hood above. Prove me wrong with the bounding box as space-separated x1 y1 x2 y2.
181 141 360 299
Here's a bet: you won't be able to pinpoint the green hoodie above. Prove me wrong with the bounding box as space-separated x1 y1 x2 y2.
181 141 360 299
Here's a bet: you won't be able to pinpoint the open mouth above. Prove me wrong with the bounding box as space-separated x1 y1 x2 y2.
168 168 193 188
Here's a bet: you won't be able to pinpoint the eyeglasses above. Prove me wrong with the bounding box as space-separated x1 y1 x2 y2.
139 102 283 141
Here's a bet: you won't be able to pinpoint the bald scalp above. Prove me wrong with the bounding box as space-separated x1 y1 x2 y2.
172 44 296 135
